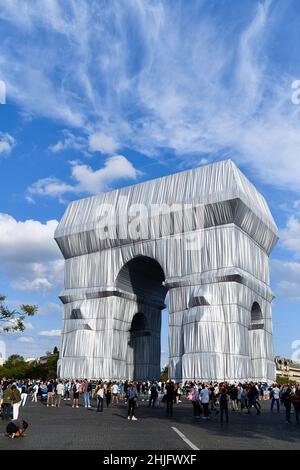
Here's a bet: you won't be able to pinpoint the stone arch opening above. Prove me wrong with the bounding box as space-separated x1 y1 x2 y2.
249 301 264 330
116 256 167 306
116 256 167 380
251 301 263 321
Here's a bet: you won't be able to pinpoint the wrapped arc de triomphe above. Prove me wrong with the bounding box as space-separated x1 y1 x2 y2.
55 159 278 383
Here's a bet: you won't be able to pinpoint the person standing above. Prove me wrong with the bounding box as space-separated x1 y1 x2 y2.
83 379 92 409
32 383 39 403
2 385 13 421
270 384 281 414
281 385 293 424
292 385 300 425
11 384 22 420
21 383 28 407
200 384 210 420
219 386 229 424
165 381 176 418
72 381 80 408
95 383 104 412
247 383 261 415
105 383 112 408
112 382 119 405
148 382 158 408
127 382 138 421
55 381 65 407
47 380 55 407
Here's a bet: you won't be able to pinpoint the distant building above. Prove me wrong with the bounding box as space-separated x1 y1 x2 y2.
25 357 37 363
39 351 59 364
275 356 300 383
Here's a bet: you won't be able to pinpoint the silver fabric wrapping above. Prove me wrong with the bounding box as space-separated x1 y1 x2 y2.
55 160 278 382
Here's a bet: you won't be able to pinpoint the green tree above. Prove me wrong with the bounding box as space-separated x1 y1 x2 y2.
5 354 25 366
0 295 38 332
160 365 169 383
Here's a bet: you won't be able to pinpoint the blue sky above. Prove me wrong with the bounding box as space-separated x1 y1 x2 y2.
0 0 300 365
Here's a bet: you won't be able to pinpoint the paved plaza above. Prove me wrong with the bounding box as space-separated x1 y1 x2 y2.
0 398 299 450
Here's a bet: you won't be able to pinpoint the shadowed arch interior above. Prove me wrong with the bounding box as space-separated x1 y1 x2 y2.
251 302 263 322
116 256 167 381
116 256 167 307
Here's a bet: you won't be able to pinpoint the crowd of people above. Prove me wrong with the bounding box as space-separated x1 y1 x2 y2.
1 378 300 430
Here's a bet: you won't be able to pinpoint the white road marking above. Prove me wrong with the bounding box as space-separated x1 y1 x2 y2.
171 426 200 451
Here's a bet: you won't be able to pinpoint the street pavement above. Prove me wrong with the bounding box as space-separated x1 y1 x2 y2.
0 398 299 450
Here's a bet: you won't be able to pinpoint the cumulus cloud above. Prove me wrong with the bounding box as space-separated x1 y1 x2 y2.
280 216 300 259
271 259 300 301
49 130 89 156
38 329 61 337
0 132 15 156
18 337 34 343
0 213 63 292
28 155 140 199
88 133 119 154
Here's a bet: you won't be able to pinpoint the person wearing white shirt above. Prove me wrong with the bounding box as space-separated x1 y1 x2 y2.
271 385 281 414
55 381 65 407
112 383 119 405
200 385 211 419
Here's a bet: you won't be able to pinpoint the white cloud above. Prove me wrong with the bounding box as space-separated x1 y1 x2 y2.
88 133 119 154
18 336 34 343
38 329 61 337
271 259 300 301
11 277 53 291
38 302 62 316
0 213 63 292
1 1 300 192
49 130 89 155
0 132 15 156
280 217 300 259
28 155 140 198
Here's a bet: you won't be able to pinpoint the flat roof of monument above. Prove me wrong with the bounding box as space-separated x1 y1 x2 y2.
55 159 278 237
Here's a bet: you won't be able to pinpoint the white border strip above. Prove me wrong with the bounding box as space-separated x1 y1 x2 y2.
171 427 200 451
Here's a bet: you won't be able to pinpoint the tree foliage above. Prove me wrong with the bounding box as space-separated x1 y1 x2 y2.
0 295 38 332
0 350 59 381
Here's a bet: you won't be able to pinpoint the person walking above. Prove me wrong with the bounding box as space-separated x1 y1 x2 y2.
105 383 112 408
127 382 138 421
11 384 22 420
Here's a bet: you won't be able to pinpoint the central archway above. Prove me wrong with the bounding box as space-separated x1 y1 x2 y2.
116 256 167 381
